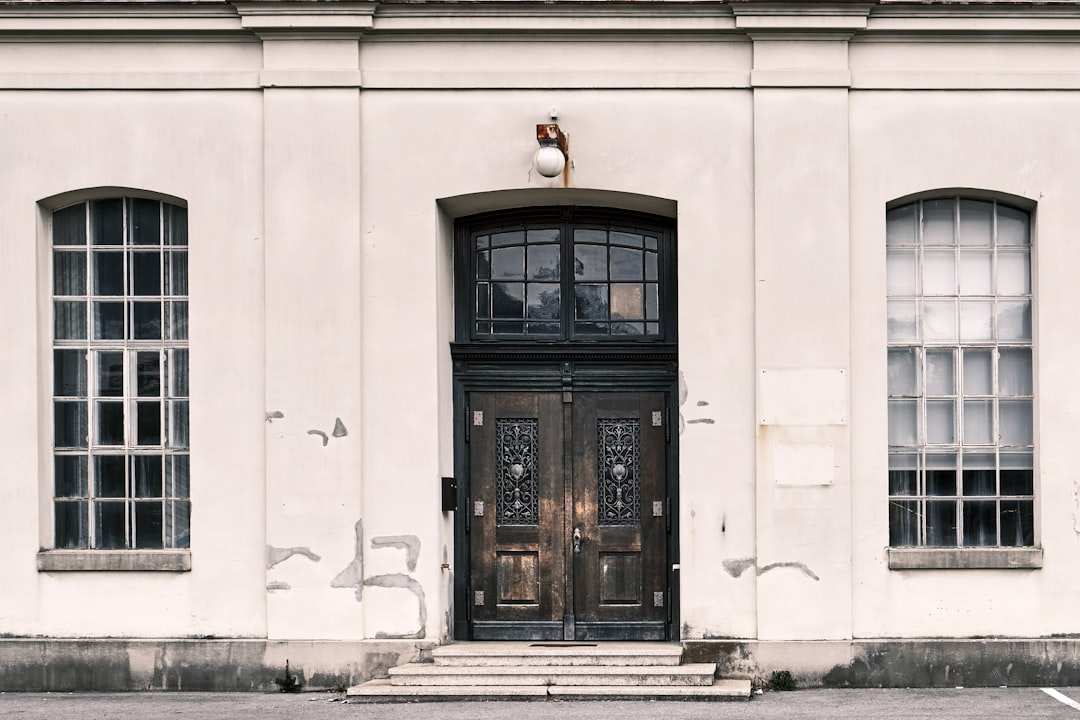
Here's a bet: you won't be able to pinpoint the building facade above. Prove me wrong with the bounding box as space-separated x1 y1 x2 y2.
3 0 1080 690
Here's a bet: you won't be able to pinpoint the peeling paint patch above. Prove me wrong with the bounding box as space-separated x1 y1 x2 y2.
331 520 365 602
696 401 709 407
307 429 329 446
366 575 428 640
267 546 321 570
687 418 715 424
371 536 420 572
722 556 820 581
267 581 291 592
265 411 285 423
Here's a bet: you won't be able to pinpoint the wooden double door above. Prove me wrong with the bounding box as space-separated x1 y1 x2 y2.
467 391 670 640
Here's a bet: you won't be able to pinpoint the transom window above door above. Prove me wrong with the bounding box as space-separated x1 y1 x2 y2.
458 209 675 343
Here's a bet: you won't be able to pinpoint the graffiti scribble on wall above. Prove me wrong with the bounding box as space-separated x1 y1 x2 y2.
331 519 427 639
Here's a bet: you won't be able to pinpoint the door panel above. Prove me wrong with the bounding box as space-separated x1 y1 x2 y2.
468 391 668 641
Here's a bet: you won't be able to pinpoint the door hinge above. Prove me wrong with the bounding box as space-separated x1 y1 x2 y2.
465 404 471 443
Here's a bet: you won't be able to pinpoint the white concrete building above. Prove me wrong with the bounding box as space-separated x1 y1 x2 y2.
2 0 1079 690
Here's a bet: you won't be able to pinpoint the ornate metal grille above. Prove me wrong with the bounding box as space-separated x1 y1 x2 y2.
598 418 641 526
495 418 539 525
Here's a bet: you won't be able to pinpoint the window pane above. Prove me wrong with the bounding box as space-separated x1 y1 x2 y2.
167 455 191 498
97 351 124 397
93 252 124 296
527 228 559 244
923 249 955 295
890 500 919 545
996 205 1029 246
491 247 524 280
887 300 918 342
888 347 918 396
526 284 560 320
962 349 993 395
476 282 490 320
167 301 188 340
926 500 957 546
645 252 658 281
55 501 89 548
997 249 1030 296
54 251 87 296
962 452 996 495
922 299 956 342
94 454 126 498
491 283 525 319
168 400 190 449
926 453 957 496
926 400 955 444
91 199 124 246
490 231 523 247
575 284 609 321
137 401 161 446
54 349 87 397
889 453 918 495
925 349 955 396
94 501 127 549
1000 500 1034 546
134 502 164 549
476 251 490 280
168 251 189 296
960 300 993 342
133 455 163 498
55 455 88 497
610 284 643 320
574 228 606 244
169 349 189 398
998 299 1031 341
886 205 917 246
54 301 87 340
137 352 161 397
888 399 918 445
54 401 87 448
1000 451 1034 495
963 399 993 445
959 200 993 246
493 321 524 334
527 321 560 335
1000 399 1033 446
96 401 125 445
611 231 643 247
959 250 992 295
574 245 607 281
922 199 955 246
611 321 644 335
167 205 188 246
167 499 191 548
610 247 643 281
886 249 917 296
53 204 87 246
93 301 125 340
527 245 560 280
963 500 997 546
645 283 659 321
130 251 161 295
133 301 162 340
130 198 161 246
998 348 1032 396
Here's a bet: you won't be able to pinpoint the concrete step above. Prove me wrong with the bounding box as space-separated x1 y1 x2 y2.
432 641 684 667
346 678 752 702
387 662 718 686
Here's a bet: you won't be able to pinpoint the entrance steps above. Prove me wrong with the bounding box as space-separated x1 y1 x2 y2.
346 642 751 702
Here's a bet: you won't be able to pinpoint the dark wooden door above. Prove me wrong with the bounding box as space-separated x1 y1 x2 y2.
468 391 668 641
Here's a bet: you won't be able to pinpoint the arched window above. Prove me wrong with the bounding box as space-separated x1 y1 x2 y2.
51 197 190 550
455 208 676 344
886 197 1034 548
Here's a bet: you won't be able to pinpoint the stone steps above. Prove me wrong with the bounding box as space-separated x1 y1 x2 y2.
346 642 751 702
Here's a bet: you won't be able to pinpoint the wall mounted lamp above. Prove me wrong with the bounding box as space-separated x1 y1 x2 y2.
534 123 569 178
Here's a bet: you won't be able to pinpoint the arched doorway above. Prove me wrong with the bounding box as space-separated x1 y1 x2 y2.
451 206 678 641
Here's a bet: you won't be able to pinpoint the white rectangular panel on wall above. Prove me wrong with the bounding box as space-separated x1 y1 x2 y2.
758 368 847 425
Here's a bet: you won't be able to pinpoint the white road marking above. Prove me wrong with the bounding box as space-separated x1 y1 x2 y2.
1043 688 1080 711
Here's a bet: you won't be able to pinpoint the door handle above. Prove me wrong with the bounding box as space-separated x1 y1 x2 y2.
572 527 582 554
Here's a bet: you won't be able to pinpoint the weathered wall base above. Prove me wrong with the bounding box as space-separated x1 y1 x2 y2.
683 639 1080 688
0 639 435 692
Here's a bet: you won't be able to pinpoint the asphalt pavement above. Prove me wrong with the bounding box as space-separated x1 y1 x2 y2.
3 687 1080 719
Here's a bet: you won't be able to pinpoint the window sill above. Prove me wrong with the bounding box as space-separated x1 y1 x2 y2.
37 550 191 572
888 547 1042 570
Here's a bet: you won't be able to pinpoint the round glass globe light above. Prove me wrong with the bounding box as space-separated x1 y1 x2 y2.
534 145 566 178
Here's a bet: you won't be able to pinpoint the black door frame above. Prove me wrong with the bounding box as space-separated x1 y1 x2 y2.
450 206 679 641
